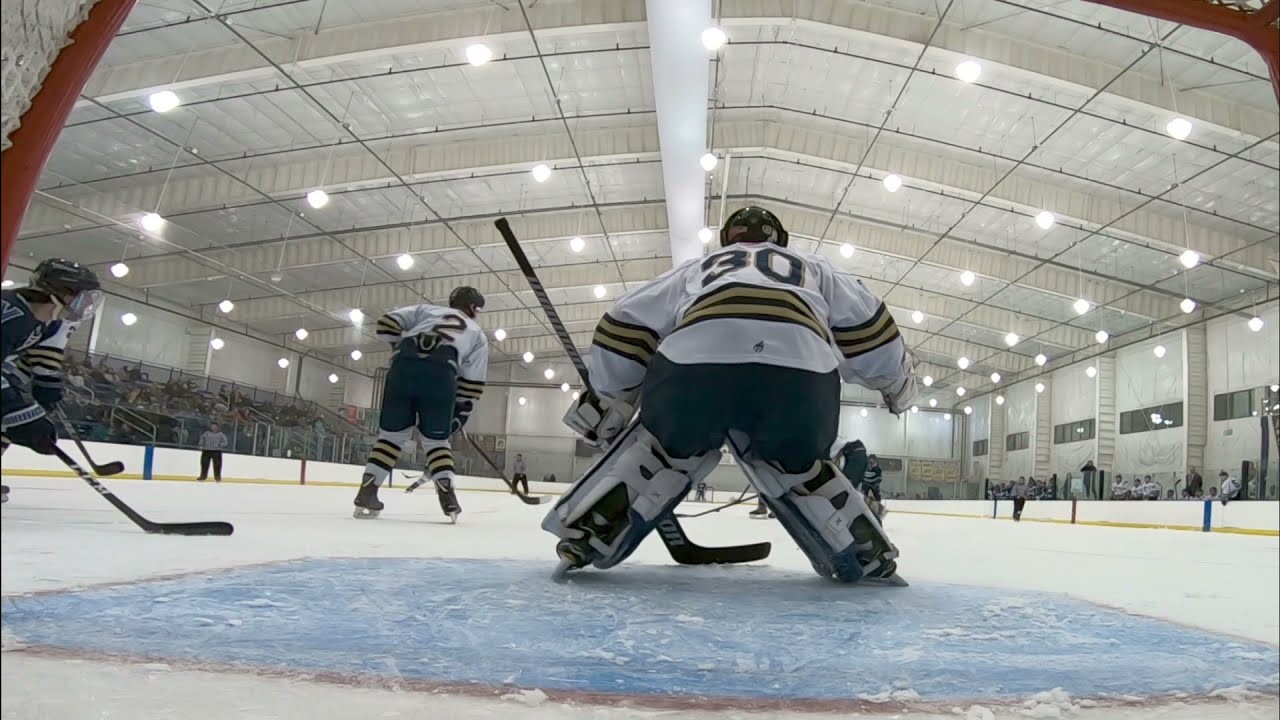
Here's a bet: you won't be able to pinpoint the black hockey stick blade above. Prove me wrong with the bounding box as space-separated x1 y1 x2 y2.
53 447 234 536
459 431 550 505
656 515 771 564
55 411 125 476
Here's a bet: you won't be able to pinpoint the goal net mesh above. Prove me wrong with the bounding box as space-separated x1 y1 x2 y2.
1 0 99 151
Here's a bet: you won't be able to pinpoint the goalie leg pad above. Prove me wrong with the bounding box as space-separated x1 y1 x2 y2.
542 421 720 569
735 450 897 582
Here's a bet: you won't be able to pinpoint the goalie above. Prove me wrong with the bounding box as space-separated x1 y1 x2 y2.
543 206 916 583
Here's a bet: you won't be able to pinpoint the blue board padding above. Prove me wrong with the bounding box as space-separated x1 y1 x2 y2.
3 558 1276 702
142 445 154 480
1203 499 1212 532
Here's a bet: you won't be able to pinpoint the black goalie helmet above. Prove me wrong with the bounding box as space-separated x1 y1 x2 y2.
720 206 788 248
29 258 103 322
448 286 485 317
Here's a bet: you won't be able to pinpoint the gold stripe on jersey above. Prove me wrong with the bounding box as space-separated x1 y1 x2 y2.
592 313 661 367
23 347 64 373
426 446 455 476
832 303 901 359
457 378 485 400
376 313 404 339
676 283 829 342
368 438 403 472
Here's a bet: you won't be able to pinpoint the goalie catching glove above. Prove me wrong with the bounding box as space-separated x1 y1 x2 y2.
563 388 637 448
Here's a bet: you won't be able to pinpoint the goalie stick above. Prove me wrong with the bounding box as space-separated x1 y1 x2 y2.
53 446 234 536
495 216 769 566
56 410 124 476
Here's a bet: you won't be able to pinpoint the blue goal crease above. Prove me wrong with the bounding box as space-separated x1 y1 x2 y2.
2 558 1276 703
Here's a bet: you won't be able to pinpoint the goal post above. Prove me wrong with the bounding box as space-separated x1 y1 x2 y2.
0 0 138 275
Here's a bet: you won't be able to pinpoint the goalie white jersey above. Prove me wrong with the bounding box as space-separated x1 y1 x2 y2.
588 243 910 400
374 303 489 389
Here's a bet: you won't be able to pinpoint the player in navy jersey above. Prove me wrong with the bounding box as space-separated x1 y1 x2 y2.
546 206 917 583
2 259 101 503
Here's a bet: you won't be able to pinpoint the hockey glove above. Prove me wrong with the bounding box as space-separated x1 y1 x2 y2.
450 398 474 435
3 412 58 455
563 388 636 448
31 380 64 411
880 350 920 416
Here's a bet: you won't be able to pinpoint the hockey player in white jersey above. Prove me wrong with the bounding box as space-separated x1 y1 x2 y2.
352 287 488 521
544 206 917 582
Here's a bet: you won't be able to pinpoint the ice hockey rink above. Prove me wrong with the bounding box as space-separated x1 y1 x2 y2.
2 473 1277 720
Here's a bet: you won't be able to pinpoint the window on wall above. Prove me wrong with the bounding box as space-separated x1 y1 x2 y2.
1213 389 1257 421
1119 402 1184 435
973 439 989 457
1053 419 1096 444
1005 431 1030 451
1266 386 1280 415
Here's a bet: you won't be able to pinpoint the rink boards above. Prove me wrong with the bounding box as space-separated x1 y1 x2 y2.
2 440 1277 535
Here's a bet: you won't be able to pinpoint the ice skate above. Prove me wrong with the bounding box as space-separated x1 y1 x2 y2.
434 477 461 523
749 501 769 519
1 484 9 504
551 536 596 581
352 474 384 519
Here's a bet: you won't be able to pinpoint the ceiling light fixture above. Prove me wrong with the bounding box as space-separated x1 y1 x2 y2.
1166 117 1192 141
1035 210 1055 230
929 398 938 407
522 351 534 363
110 262 129 278
701 26 727 51
120 312 138 326
465 43 493 66
698 227 714 244
1248 316 1265 332
996 395 1005 405
328 373 340 383
396 253 414 270
219 299 234 313
593 285 607 299
306 189 329 209
1035 382 1046 393
957 357 970 370
209 337 224 350
561 383 570 392
1004 332 1019 347
140 212 164 232
294 328 308 340
990 372 1001 383
944 413 952 421
1180 298 1196 314
1153 345 1167 358
494 328 507 341
956 386 966 397
954 60 982 83
147 90 181 113
910 405 919 414
277 358 290 369
859 408 869 418
572 391 580 400
923 375 934 387
882 174 903 192
1073 298 1091 315
569 236 585 253
531 163 552 183
349 308 364 324
518 396 528 406
911 310 925 324
964 406 973 415
1035 354 1047 366
839 243 854 259
1179 249 1200 269
959 270 975 287
1095 330 1109 344
543 368 555 380
350 349 362 361
700 152 718 172
1085 365 1097 378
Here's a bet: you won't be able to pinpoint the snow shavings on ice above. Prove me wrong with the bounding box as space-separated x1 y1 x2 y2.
500 688 549 706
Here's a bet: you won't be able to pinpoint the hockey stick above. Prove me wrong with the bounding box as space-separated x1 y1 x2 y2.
52 446 234 536
676 488 758 518
495 217 769 565
55 410 124 476
460 430 551 505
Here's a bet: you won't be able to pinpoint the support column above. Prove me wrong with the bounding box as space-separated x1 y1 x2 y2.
1184 326 1208 472
1034 382 1053 479
185 327 213 376
1095 355 1117 472
989 397 1006 483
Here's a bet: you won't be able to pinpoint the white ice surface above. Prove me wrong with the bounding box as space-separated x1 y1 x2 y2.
2 476 1278 719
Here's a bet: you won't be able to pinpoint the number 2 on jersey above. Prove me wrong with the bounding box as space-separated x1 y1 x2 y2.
700 247 804 287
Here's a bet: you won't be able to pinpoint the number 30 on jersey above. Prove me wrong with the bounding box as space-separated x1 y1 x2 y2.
700 247 805 287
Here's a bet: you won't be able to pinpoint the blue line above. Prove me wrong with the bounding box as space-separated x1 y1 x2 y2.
143 445 154 480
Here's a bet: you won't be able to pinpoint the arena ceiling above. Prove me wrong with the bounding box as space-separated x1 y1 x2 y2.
7 0 1278 405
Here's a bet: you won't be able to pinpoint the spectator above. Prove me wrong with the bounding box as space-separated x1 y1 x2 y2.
197 422 228 482
1080 460 1098 499
1012 477 1028 521
1184 466 1203 498
1165 488 1176 500
1112 474 1131 500
1139 475 1160 500
512 453 529 495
